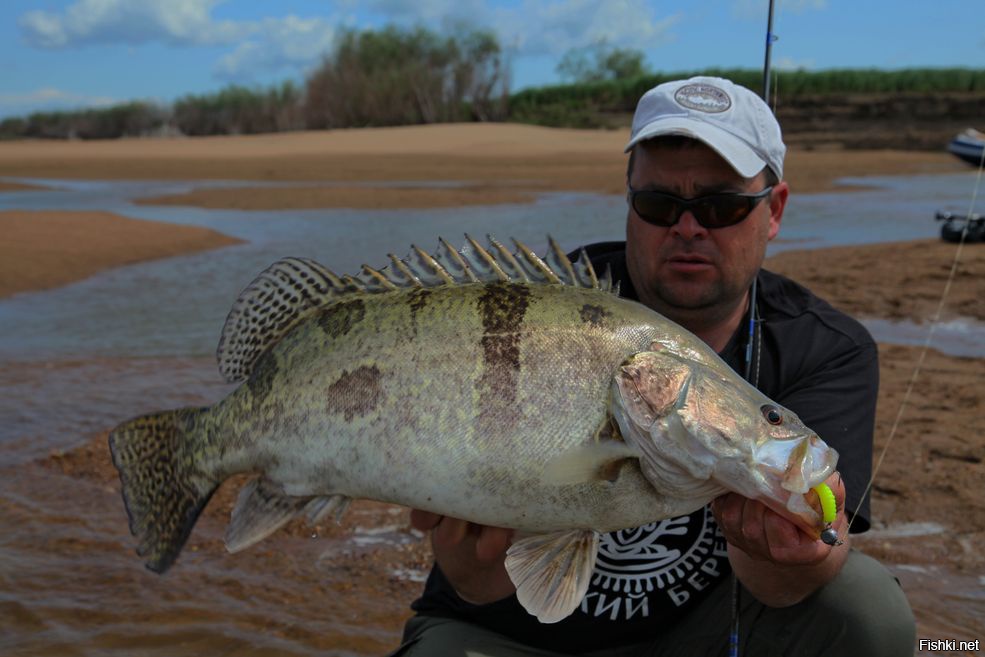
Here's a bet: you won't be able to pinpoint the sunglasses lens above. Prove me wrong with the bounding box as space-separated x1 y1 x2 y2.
698 196 750 228
631 187 770 229
632 193 679 227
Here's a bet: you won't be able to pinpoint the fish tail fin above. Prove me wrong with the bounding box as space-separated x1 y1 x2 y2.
108 406 220 574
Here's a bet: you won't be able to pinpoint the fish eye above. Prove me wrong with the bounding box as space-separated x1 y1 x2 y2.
761 405 783 425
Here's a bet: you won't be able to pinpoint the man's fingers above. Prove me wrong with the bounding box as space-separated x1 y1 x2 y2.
409 509 443 531
433 516 470 548
476 526 514 563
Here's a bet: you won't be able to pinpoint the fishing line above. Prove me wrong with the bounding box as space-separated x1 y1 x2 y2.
846 132 985 535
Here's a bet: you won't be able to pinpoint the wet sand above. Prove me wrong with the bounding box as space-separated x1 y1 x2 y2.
0 211 242 300
1 126 982 654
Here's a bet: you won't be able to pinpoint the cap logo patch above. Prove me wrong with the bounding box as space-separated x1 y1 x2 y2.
674 84 731 113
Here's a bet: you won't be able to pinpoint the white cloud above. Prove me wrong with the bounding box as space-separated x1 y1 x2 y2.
214 16 336 80
19 0 246 48
492 0 680 55
18 1 338 82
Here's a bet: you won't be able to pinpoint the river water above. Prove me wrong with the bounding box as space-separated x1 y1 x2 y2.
1 173 982 656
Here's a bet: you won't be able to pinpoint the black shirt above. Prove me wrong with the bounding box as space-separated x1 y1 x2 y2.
411 241 878 653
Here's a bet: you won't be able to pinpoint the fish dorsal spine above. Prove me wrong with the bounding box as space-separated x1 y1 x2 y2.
216 235 615 383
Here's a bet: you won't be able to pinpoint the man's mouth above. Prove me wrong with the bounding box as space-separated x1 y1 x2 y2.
666 253 713 272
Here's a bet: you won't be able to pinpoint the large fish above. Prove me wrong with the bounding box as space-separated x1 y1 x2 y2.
109 236 838 623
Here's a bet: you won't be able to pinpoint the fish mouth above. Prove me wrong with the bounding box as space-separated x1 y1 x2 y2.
749 433 839 537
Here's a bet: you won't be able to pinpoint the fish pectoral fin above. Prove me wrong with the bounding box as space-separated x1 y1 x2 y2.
225 478 310 553
543 441 640 485
304 494 352 526
505 529 599 624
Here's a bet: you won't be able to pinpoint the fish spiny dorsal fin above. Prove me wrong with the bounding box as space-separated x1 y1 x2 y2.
594 262 615 294
434 237 479 284
358 265 399 293
340 274 366 293
512 237 562 284
572 247 600 289
218 236 614 382
544 238 578 285
487 235 530 281
387 253 425 288
408 244 456 286
463 234 511 282
217 257 343 383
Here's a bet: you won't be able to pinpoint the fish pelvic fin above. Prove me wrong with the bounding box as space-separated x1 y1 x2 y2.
505 529 599 624
108 407 220 574
217 236 611 383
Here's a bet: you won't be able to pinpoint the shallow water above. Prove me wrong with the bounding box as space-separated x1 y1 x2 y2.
2 173 983 655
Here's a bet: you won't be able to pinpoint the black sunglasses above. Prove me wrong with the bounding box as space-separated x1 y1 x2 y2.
627 185 773 229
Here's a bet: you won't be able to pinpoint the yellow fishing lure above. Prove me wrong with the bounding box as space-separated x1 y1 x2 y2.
813 482 837 524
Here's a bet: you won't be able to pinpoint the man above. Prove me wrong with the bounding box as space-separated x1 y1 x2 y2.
393 77 915 656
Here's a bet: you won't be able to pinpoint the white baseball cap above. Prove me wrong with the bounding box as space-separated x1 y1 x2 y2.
625 76 786 180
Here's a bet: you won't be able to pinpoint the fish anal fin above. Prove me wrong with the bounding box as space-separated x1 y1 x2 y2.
224 478 309 553
505 529 599 624
305 494 352 526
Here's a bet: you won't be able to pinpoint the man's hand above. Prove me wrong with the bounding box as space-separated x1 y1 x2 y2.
710 472 850 606
410 510 516 605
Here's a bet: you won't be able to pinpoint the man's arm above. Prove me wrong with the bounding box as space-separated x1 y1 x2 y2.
711 471 850 607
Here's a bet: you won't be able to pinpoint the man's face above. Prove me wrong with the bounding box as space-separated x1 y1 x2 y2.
625 140 788 326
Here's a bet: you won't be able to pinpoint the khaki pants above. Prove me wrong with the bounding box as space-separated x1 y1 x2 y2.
391 550 915 657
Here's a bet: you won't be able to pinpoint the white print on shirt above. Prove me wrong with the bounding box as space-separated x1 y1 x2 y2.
579 506 729 620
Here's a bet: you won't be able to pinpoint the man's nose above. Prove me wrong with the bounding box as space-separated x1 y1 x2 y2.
670 210 708 240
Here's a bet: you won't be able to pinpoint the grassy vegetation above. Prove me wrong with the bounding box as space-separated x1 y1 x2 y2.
509 68 985 128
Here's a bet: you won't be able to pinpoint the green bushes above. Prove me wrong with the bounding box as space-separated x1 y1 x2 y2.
173 82 303 136
303 26 509 128
0 101 168 140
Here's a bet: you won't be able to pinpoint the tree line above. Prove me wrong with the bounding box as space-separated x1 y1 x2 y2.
1 26 982 140
0 25 510 140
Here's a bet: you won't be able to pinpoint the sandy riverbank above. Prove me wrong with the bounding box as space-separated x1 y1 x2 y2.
0 124 967 210
0 211 242 299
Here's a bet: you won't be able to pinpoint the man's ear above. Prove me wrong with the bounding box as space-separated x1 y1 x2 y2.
767 181 789 241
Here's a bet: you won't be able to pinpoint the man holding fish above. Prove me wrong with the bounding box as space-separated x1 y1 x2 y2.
398 77 916 656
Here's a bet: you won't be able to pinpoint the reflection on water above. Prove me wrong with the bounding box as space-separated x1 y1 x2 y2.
1 173 983 655
862 317 985 358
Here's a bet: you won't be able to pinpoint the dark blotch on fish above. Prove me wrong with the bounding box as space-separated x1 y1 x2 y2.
318 299 366 338
407 288 432 333
476 283 531 430
326 365 384 422
579 303 612 328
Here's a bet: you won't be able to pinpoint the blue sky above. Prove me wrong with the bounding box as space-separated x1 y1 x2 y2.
2 0 983 119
